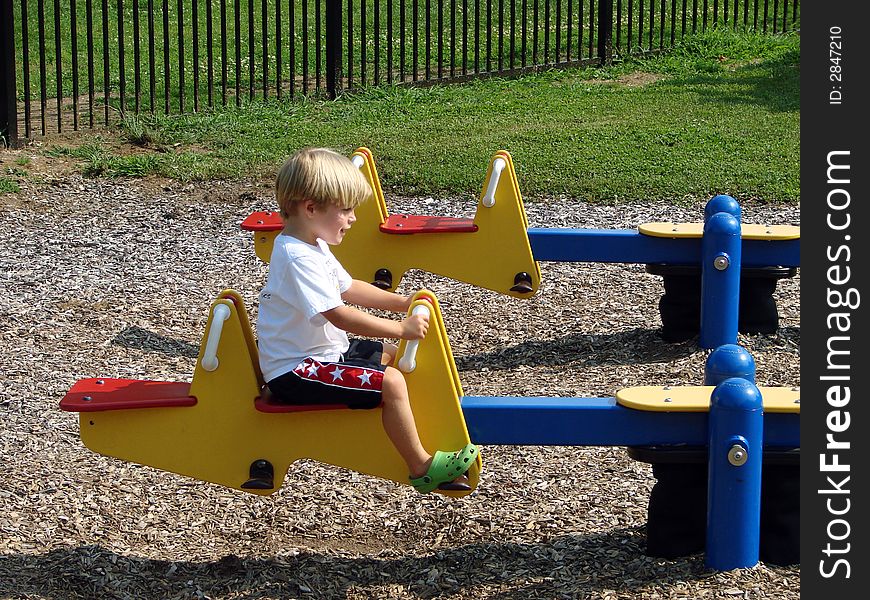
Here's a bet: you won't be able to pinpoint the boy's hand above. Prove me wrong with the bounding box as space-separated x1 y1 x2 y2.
400 313 429 340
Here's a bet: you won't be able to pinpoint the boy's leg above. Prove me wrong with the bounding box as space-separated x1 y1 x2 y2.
380 366 471 487
380 366 431 478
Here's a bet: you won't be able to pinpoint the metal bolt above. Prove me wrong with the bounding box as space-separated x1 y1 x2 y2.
713 255 730 271
727 444 748 466
83 396 92 402
664 397 672 403
96 380 104 385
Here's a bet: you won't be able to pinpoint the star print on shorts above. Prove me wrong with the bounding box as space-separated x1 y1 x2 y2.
294 358 383 392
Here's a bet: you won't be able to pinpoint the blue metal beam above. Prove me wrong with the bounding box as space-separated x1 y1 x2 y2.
527 228 800 268
461 396 799 448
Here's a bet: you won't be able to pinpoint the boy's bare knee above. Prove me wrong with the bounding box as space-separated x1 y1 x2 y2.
381 367 407 402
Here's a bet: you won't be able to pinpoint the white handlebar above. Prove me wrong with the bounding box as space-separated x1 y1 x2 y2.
482 157 506 207
397 304 432 373
201 303 231 372
352 154 365 168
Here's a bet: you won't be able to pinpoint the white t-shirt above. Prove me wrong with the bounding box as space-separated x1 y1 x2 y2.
257 234 353 382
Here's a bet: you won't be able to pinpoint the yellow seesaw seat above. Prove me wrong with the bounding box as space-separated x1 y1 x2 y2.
61 290 481 497
243 148 541 298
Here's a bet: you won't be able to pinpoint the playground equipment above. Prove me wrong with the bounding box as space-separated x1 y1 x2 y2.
242 147 541 298
60 289 481 497
60 148 800 570
531 192 799 347
242 149 799 348
61 287 799 570
461 344 799 570
627 344 799 567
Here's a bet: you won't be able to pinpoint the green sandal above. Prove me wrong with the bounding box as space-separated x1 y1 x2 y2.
410 443 479 494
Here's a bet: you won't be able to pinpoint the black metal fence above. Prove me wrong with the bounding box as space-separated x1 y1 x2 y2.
1 0 800 147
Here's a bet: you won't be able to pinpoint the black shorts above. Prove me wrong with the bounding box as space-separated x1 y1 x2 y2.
266 339 386 410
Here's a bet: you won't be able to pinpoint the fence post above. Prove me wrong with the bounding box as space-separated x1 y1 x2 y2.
325 0 343 99
1 0 19 148
597 0 614 65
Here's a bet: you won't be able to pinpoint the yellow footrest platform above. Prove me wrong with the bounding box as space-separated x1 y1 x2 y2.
638 222 800 240
616 385 800 413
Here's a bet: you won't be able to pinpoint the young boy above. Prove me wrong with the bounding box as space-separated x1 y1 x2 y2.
257 147 477 494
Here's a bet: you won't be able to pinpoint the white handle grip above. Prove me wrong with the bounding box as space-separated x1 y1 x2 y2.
201 303 231 372
397 304 431 373
352 154 365 168
482 157 506 207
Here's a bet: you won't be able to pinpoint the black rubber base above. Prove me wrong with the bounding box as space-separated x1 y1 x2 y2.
646 264 798 342
628 446 800 566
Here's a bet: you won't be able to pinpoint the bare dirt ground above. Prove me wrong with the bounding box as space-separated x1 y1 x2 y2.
1 159 799 599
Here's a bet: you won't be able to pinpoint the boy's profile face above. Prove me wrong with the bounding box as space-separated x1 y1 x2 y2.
306 201 357 245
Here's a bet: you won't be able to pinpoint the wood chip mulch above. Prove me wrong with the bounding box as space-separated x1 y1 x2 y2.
1 176 800 599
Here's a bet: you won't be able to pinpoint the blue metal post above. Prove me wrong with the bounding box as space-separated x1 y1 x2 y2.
705 378 764 570
704 344 756 385
700 211 742 348
704 194 742 222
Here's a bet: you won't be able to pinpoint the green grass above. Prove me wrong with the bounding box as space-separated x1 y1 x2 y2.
0 177 22 194
45 29 799 204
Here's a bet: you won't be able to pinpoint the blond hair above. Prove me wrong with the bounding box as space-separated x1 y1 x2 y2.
275 147 372 217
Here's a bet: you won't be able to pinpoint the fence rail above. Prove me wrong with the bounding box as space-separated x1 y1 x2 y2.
1 0 799 147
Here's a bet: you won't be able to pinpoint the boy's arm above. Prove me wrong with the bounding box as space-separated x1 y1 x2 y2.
322 305 428 340
341 280 413 313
